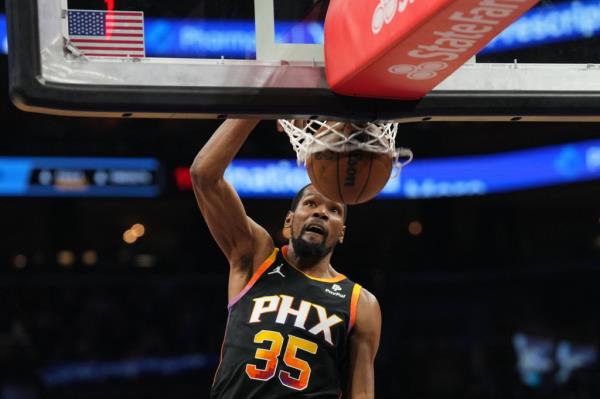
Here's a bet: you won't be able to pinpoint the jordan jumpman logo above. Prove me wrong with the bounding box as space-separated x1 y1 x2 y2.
268 264 285 277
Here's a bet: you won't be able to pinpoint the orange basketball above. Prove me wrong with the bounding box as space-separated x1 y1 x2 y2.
306 149 393 205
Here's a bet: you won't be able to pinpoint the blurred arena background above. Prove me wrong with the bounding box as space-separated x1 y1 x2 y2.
1 0 600 398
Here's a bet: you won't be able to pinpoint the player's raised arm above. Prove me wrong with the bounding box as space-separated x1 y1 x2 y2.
347 288 382 399
190 120 274 287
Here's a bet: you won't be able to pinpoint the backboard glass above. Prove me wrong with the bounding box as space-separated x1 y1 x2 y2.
7 0 600 121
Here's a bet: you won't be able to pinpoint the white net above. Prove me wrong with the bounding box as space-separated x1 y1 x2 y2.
278 119 413 169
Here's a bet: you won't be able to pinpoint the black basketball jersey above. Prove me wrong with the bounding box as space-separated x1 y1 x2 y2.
210 246 362 399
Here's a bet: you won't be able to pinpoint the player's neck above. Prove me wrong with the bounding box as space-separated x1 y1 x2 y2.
284 245 338 279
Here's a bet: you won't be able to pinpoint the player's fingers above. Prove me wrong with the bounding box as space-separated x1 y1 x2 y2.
276 120 285 133
277 119 308 133
294 120 307 130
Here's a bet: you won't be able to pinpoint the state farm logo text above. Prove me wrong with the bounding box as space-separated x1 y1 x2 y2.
388 62 448 80
379 0 532 79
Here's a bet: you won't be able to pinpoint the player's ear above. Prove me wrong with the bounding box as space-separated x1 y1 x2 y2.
338 225 346 244
282 211 294 240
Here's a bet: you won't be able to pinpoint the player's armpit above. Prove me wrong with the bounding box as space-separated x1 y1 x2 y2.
347 288 381 399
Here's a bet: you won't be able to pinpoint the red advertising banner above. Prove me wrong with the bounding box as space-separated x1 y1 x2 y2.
324 0 539 100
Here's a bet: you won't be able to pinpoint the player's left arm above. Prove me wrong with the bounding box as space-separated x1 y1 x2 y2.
347 288 382 399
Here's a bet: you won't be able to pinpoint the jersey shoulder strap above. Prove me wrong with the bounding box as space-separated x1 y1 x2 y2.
348 282 362 333
228 247 279 308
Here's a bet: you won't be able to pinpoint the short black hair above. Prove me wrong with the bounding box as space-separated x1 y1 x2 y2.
290 184 312 212
290 184 348 221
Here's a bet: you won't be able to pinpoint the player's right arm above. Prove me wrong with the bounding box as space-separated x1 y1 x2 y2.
347 288 381 399
190 119 274 301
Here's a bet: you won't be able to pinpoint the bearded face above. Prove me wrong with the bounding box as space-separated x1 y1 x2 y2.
291 225 332 261
286 186 345 264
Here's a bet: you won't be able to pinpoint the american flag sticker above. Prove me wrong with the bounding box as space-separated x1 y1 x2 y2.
67 9 145 58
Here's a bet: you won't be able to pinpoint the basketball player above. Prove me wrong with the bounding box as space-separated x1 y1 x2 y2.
190 119 381 398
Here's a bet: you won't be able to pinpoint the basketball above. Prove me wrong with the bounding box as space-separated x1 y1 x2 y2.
306 149 393 205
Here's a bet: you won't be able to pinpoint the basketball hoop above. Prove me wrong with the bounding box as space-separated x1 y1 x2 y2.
277 119 413 171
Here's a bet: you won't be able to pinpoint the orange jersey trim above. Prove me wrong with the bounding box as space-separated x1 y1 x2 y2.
282 246 347 283
348 283 362 333
227 247 279 309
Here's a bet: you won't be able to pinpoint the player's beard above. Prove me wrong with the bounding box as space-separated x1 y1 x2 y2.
291 228 333 264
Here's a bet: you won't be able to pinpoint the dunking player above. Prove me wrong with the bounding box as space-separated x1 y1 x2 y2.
190 119 381 398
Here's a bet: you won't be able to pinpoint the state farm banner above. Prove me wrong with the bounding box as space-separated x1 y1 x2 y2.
324 0 539 100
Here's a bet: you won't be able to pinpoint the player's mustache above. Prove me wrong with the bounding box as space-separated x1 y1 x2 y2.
301 222 329 238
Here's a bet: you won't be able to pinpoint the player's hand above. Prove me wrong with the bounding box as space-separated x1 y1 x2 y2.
277 119 307 133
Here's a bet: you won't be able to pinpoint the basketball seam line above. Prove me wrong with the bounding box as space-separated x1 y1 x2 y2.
356 152 374 204
311 152 328 202
336 152 344 204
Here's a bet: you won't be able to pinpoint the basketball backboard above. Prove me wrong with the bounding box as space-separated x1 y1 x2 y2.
7 0 600 121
